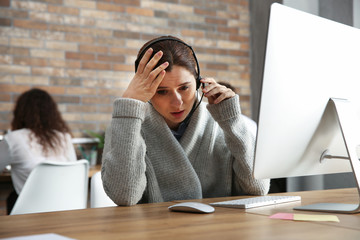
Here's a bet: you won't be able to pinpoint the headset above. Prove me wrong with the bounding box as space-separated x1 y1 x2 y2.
134 36 204 89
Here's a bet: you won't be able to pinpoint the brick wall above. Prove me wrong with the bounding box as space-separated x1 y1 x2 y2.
0 0 251 137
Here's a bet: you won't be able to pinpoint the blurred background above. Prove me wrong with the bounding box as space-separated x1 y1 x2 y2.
0 0 253 137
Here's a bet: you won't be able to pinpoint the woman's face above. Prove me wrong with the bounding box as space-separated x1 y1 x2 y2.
150 65 197 130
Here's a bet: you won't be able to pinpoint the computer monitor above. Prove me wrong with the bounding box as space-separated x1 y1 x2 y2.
253 3 360 213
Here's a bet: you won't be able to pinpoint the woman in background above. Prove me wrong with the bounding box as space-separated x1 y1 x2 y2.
0 88 77 214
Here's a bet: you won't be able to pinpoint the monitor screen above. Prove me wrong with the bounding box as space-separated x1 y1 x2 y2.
253 3 360 180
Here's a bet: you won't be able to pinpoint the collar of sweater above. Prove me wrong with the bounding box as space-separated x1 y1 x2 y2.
141 101 214 201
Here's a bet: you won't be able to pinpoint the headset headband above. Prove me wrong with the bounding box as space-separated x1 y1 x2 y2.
134 36 202 89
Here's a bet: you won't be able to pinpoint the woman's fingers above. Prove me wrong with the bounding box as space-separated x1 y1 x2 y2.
201 78 235 104
151 69 166 89
142 51 164 77
136 48 153 74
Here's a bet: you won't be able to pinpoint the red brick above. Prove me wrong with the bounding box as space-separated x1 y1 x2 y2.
82 79 112 88
97 105 113 113
205 17 227 25
113 64 133 72
82 96 111 104
66 87 97 95
126 7 154 17
0 0 10 7
229 35 249 42
0 84 30 93
13 19 47 30
238 58 250 65
109 47 137 55
97 88 123 96
0 18 11 26
240 0 249 7
32 67 65 77
0 46 28 56
14 75 49 85
97 55 125 63
0 55 11 64
0 65 30 74
217 26 239 34
194 8 216 17
47 59 82 69
48 24 81 33
97 2 125 12
82 62 112 70
50 77 82 86
195 47 227 55
181 29 205 38
33 85 66 95
81 28 112 37
240 42 249 51
13 57 47 67
0 9 28 18
0 93 11 101
79 44 108 53
114 31 141 39
206 63 228 71
82 113 111 122
113 0 140 6
39 0 63 4
66 52 95 60
53 95 80 104
48 5 79 16
228 50 249 57
65 34 95 43
67 105 97 113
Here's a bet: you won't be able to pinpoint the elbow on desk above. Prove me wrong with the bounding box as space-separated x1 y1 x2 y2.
102 178 146 206
108 191 143 206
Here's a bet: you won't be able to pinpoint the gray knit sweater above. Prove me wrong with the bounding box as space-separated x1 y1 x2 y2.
102 95 270 206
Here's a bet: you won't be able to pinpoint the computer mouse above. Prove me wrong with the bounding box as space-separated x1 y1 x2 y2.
168 202 215 214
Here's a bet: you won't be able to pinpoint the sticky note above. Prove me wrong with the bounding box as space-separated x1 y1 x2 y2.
269 213 294 220
293 214 339 222
269 213 340 222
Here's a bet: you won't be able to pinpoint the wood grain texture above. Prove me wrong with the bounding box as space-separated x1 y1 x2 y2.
0 188 359 239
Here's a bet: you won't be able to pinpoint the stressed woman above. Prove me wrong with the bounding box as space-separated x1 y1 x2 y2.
101 36 270 206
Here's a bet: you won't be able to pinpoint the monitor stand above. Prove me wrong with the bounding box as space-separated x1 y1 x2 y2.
293 98 360 214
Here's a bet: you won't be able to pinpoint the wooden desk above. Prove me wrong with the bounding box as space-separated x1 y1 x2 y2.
0 188 359 239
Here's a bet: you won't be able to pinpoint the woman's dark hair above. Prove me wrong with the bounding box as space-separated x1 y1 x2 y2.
137 36 198 80
11 88 72 155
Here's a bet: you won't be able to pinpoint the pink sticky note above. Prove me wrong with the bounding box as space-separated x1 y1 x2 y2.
269 213 294 220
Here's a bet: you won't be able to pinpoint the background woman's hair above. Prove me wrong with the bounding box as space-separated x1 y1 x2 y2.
11 88 72 155
137 36 198 80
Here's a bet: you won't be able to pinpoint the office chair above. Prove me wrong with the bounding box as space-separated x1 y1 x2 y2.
90 171 116 208
10 160 89 215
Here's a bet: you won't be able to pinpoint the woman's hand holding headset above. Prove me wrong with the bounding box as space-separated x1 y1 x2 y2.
122 48 169 103
201 78 235 105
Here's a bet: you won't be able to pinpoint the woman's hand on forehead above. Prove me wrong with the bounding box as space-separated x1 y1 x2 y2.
123 48 169 102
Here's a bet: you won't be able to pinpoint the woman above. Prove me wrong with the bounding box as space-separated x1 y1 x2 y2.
0 88 77 213
102 36 270 206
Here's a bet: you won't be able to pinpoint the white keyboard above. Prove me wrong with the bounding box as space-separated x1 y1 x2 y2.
210 195 301 209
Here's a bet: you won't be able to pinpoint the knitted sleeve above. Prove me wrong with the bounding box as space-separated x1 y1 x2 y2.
101 98 148 206
207 95 270 196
